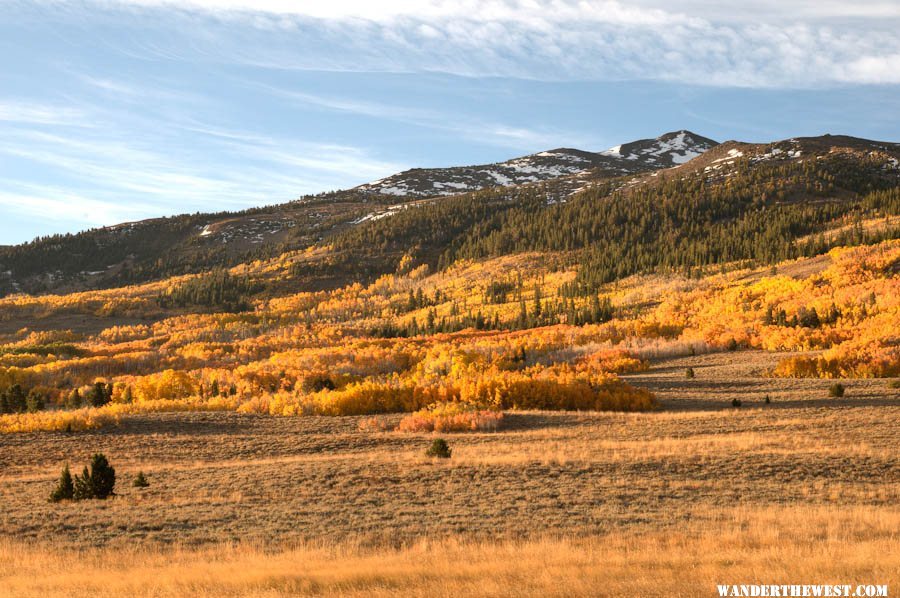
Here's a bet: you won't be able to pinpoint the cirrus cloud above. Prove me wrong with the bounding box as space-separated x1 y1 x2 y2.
44 0 900 87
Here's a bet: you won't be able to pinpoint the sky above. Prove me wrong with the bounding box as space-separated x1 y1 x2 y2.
1 1 900 244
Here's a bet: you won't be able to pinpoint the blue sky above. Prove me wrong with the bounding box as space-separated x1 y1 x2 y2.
2 1 900 244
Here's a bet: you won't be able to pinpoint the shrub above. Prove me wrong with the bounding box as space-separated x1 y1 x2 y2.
726 338 739 352
398 404 503 433
685 367 695 379
88 382 112 407
132 471 149 488
66 389 82 409
764 394 771 404
357 416 393 432
426 438 451 459
829 383 845 398
302 373 336 393
462 372 656 413
4 384 26 414
731 398 742 408
73 454 116 500
49 464 74 502
0 407 120 434
888 380 900 389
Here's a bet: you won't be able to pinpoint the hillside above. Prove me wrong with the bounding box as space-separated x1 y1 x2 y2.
0 130 898 593
0 131 716 297
0 132 896 411
0 133 897 306
329 133 900 291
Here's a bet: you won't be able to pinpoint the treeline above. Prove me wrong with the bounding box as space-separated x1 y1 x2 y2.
0 384 45 414
763 304 842 328
0 343 84 358
0 186 419 297
449 158 900 292
157 269 259 311
0 214 207 290
373 291 614 338
334 185 544 269
0 381 113 414
334 153 900 294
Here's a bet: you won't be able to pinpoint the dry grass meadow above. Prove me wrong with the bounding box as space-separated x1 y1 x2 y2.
1 350 898 596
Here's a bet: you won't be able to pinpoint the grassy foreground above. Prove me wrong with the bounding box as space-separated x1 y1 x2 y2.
1 352 896 596
1 506 896 597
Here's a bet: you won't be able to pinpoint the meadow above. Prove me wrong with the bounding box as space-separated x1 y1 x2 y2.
0 350 897 596
0 241 897 595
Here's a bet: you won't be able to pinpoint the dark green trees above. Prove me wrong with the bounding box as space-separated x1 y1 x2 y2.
2 384 27 414
73 454 116 500
426 438 452 459
132 471 150 488
157 269 256 312
0 385 47 414
49 464 75 502
87 382 113 407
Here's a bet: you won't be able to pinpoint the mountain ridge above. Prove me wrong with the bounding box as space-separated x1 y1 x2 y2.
354 130 718 198
1 131 898 298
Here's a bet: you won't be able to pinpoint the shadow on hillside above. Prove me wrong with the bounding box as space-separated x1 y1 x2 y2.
499 412 588 431
106 412 255 436
658 396 900 412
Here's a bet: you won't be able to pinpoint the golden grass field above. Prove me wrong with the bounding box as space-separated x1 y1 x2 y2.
0 350 898 596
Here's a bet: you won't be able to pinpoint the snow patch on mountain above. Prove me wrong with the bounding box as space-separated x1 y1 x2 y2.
355 131 718 199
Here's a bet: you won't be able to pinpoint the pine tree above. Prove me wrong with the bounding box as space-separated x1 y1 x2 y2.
49 464 75 502
26 390 44 413
132 471 150 488
518 299 528 328
88 381 111 407
67 388 82 409
74 454 116 500
426 438 452 458
7 384 26 414
532 285 542 319
73 466 94 500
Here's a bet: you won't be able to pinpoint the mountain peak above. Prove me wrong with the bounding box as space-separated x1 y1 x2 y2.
356 131 719 198
601 130 718 166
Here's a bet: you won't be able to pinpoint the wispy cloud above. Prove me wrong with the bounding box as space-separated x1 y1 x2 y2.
65 0 900 87
2 0 899 244
244 81 590 151
0 91 408 241
0 183 155 226
0 101 87 126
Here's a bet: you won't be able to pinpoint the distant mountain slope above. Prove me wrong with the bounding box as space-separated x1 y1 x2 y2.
3 132 897 299
355 130 718 197
0 130 716 295
333 133 900 291
682 134 900 178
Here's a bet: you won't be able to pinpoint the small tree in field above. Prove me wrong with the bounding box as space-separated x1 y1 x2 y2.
426 438 452 459
133 471 149 488
73 454 116 500
829 383 845 398
49 464 74 502
731 398 742 408
685 367 695 378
